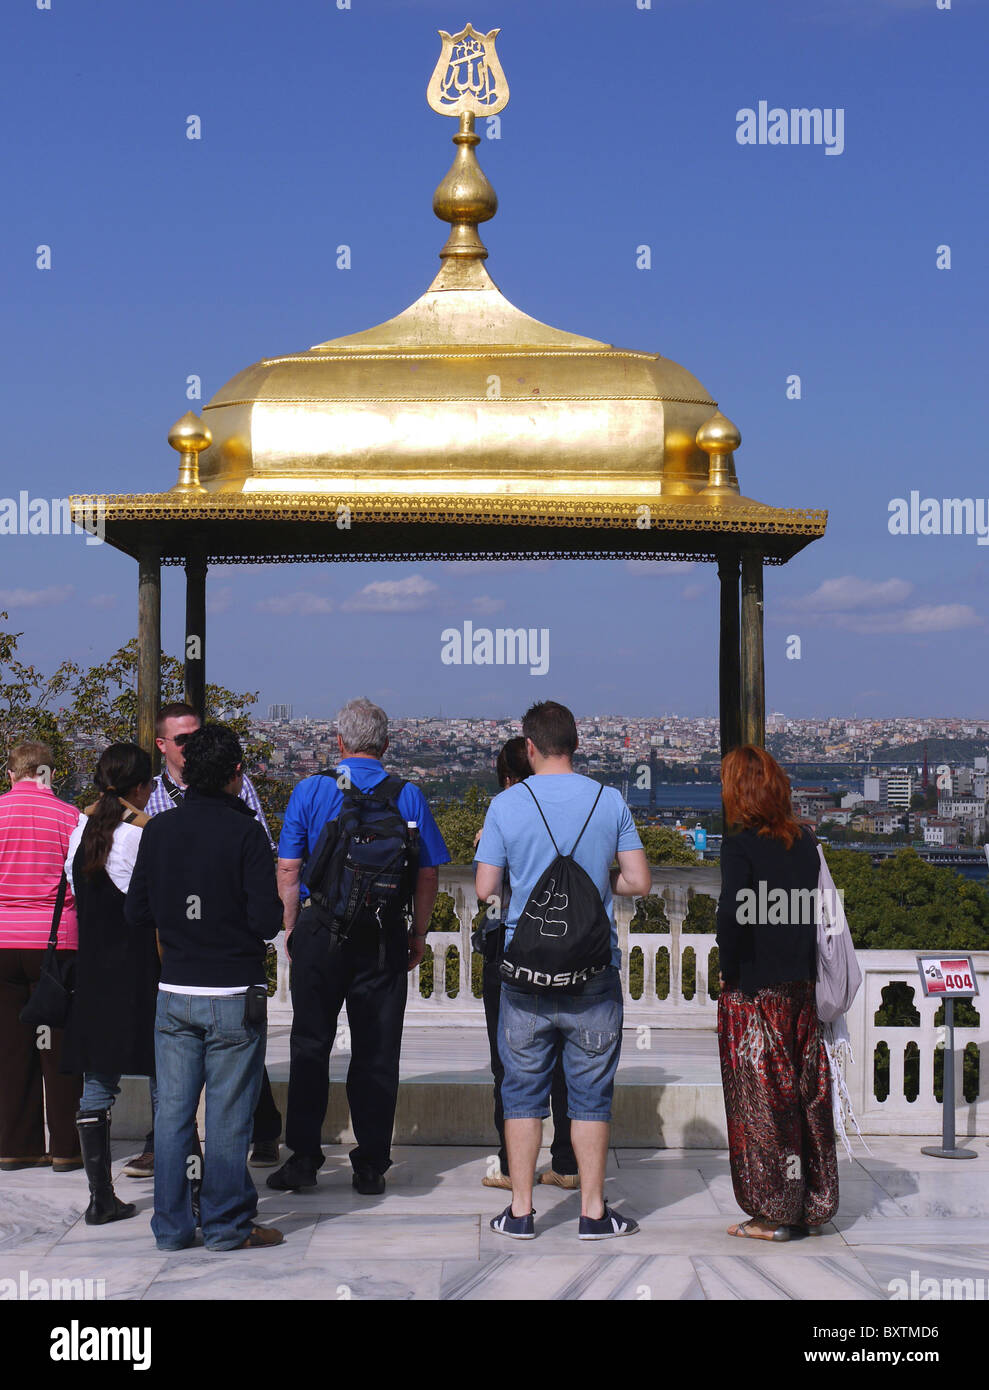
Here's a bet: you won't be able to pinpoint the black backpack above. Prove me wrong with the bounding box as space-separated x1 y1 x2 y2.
499 782 612 994
302 767 419 953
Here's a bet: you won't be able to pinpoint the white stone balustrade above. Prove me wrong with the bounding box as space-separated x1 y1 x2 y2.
270 863 989 1136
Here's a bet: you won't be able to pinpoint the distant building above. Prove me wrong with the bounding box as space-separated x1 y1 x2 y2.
269 703 293 721
792 787 836 822
885 772 913 808
924 820 960 847
853 810 905 835
938 797 985 821
863 774 884 804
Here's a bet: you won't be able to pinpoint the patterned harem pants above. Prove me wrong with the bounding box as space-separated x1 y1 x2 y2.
718 979 839 1226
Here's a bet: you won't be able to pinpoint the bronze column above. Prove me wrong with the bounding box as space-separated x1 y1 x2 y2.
740 548 766 748
137 541 162 767
184 550 207 721
718 550 741 757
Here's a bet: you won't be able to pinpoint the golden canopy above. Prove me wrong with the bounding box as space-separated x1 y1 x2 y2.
70 22 824 560
65 23 826 764
197 242 723 506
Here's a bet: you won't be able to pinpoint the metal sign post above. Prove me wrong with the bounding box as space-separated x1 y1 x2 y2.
917 954 979 1160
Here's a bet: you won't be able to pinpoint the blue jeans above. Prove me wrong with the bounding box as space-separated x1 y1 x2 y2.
153 990 265 1252
81 1072 158 1121
498 966 624 1123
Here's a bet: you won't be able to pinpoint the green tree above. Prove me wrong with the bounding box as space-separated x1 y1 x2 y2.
630 894 670 933
684 892 717 932
825 846 989 951
0 614 78 789
64 639 273 809
65 639 270 765
638 824 700 866
432 784 491 864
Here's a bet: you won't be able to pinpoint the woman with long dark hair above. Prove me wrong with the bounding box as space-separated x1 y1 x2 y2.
62 743 158 1225
716 744 838 1241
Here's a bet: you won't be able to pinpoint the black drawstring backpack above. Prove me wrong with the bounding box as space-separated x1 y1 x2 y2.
499 783 612 994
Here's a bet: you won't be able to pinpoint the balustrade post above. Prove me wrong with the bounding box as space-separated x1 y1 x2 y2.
453 879 473 998
664 885 688 1003
614 895 633 1005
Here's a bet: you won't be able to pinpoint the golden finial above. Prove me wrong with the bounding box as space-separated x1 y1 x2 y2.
168 411 211 495
697 411 742 500
427 25 510 287
426 24 509 119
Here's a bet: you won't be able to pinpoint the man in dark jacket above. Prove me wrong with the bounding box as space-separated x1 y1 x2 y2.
125 724 284 1252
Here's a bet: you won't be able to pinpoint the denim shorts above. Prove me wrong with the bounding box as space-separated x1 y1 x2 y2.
498 966 623 1123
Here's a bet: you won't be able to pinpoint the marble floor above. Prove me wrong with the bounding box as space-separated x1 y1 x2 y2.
2 1138 987 1300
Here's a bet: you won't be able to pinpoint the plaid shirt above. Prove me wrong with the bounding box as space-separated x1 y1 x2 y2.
145 770 273 848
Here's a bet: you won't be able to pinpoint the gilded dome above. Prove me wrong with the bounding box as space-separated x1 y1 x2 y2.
196 102 731 507
70 25 826 564
198 257 720 503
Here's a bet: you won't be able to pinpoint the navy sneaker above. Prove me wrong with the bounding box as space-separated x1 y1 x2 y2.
490 1204 536 1239
578 1203 639 1240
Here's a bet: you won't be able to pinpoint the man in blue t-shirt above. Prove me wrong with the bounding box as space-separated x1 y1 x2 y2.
476 701 651 1242
268 699 449 1196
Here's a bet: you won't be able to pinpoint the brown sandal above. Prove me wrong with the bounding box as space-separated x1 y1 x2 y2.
728 1219 791 1242
237 1225 284 1249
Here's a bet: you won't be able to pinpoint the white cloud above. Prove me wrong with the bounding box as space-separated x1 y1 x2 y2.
471 595 506 615
341 575 439 613
784 576 913 613
0 585 73 608
835 604 983 636
255 591 335 615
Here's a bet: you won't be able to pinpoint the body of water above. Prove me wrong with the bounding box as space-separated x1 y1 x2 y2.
627 784 721 811
625 779 850 811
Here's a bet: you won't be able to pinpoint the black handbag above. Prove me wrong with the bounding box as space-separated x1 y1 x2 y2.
19 873 75 1030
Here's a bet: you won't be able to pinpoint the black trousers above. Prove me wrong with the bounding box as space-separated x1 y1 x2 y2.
252 1067 282 1144
481 959 576 1177
0 948 82 1160
286 914 408 1173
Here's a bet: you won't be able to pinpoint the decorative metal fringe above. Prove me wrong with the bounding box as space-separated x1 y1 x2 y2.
822 1016 872 1159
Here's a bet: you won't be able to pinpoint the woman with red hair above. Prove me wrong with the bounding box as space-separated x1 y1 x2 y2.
716 745 838 1240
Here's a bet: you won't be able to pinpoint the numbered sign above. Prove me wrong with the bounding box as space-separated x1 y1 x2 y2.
916 954 980 998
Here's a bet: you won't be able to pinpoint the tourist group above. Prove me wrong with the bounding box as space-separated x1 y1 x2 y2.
0 698 852 1250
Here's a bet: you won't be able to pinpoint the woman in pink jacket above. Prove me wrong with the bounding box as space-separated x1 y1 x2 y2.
0 742 83 1171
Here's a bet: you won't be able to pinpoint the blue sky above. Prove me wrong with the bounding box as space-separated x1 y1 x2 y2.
1 0 987 719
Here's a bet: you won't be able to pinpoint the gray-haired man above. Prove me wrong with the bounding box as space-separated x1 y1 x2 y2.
269 700 449 1194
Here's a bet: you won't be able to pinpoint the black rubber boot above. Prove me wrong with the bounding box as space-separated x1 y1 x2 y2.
76 1109 137 1226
